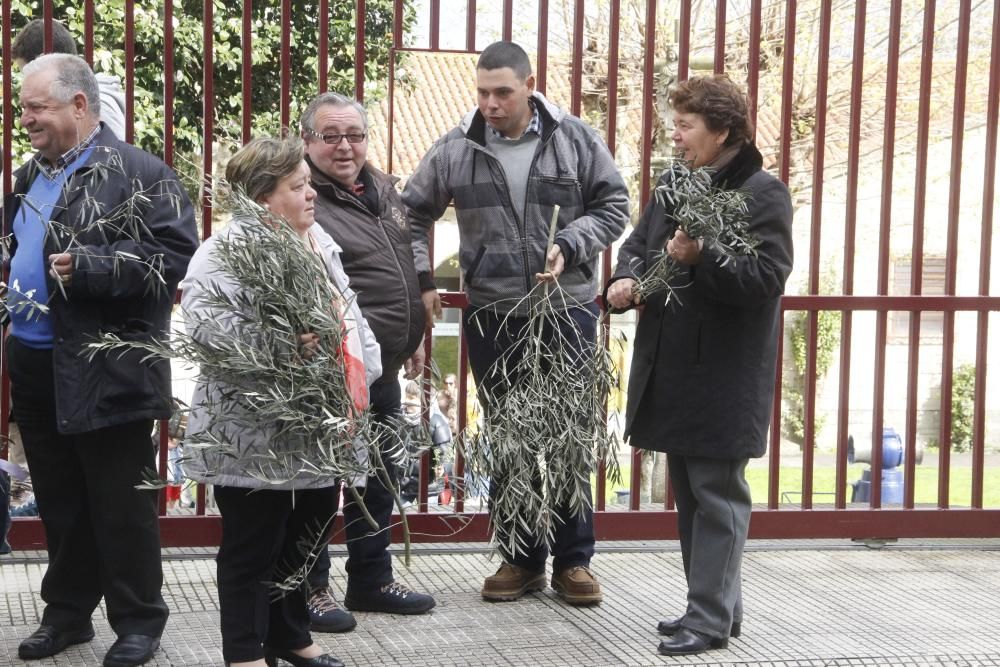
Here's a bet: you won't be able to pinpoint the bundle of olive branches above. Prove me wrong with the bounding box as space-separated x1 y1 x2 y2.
459 283 624 560
632 160 759 306
89 186 388 491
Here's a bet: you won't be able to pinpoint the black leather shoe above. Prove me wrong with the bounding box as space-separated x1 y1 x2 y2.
657 628 728 656
657 617 741 638
18 623 95 659
265 647 345 667
102 634 160 667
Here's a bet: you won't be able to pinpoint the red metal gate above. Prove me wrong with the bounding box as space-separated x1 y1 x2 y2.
3 0 999 549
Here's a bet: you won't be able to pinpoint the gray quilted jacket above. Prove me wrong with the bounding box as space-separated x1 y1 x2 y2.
403 93 629 315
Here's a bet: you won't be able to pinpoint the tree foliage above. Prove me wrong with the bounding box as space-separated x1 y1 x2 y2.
6 0 414 162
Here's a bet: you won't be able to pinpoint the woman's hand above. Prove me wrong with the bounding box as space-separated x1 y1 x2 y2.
299 332 320 360
607 278 639 310
665 229 703 265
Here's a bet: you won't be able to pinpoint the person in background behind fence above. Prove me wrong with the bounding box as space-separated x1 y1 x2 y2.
12 18 127 140
605 74 794 657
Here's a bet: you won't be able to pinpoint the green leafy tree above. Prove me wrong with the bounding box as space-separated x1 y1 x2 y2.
6 0 413 162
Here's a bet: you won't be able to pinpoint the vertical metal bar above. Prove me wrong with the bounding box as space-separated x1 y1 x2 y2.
678 0 691 82
502 0 513 42
124 0 135 143
571 0 584 117
747 0 762 135
606 0 620 155
158 424 168 515
1 0 12 448
429 0 440 50
43 1 53 52
638 0 657 207
242 0 253 144
537 0 549 94
355 0 366 102
904 0 936 509
83 0 95 65
768 316 785 508
467 0 477 52
800 0 832 510
938 0 972 509
972 0 1000 510
281 0 291 129
164 0 175 167
387 52 397 174
778 0 796 185
836 0 866 508
595 2 621 512
714 0 726 73
629 448 642 511
319 0 329 92
202 0 215 240
393 0 403 43
2 0 12 199
387 0 403 174
871 0 903 509
454 331 470 513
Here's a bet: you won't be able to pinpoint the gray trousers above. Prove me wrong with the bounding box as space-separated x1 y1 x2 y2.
667 454 751 639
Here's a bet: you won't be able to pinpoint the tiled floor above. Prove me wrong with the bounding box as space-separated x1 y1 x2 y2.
2 540 999 666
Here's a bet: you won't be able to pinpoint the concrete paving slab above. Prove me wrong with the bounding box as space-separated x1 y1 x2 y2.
2 540 999 666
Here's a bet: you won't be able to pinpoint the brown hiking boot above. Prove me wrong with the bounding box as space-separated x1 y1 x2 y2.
551 566 603 605
481 564 547 601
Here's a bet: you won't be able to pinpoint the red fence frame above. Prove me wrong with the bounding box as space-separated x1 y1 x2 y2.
3 1 999 550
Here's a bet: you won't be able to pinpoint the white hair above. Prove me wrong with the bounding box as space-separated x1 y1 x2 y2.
22 53 101 118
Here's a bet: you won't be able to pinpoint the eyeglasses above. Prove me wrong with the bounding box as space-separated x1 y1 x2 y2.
305 128 367 145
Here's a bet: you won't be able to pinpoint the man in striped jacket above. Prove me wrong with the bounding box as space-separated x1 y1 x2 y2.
403 40 629 606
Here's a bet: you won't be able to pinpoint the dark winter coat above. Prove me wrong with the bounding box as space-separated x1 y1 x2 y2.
308 159 425 378
608 142 793 459
2 124 199 434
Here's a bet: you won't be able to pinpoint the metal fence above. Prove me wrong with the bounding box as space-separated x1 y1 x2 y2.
3 0 999 549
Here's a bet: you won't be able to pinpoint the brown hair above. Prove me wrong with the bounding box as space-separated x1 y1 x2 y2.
668 74 753 146
224 136 304 202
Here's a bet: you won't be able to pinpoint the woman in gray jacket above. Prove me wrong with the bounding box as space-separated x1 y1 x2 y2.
181 138 380 667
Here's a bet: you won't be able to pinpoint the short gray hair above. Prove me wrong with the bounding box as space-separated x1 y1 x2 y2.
300 92 367 133
22 53 101 118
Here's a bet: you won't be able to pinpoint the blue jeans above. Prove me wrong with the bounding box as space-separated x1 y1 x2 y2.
462 302 599 574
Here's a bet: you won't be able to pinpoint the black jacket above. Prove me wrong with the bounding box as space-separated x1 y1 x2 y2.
2 124 199 434
608 142 794 459
308 159 425 378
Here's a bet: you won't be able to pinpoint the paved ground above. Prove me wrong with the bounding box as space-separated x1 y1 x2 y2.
2 539 999 666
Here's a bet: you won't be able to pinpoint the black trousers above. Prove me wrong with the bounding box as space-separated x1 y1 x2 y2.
7 336 169 637
462 303 598 574
306 378 400 594
214 486 336 663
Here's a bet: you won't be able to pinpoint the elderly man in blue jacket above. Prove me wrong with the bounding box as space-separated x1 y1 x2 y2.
3 54 198 667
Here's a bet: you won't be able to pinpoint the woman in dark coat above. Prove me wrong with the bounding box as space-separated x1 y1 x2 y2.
606 75 794 657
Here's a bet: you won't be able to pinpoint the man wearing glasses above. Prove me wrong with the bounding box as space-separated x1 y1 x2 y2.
299 93 436 633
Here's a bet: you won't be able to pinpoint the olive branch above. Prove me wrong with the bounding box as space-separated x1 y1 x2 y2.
632 160 758 306
458 207 624 560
